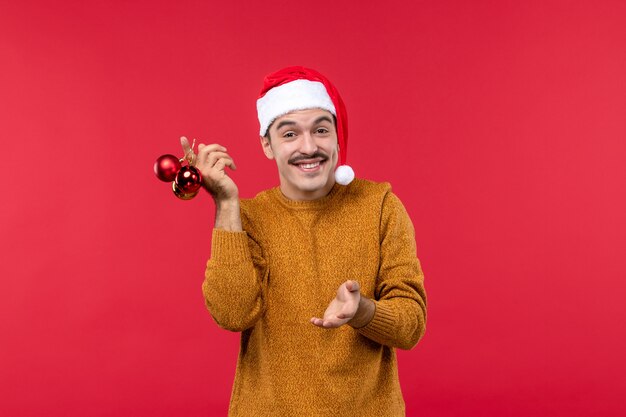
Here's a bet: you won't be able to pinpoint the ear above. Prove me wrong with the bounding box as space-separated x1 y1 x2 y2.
260 136 274 160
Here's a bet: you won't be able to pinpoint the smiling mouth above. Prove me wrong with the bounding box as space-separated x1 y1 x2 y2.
292 160 325 172
289 153 329 172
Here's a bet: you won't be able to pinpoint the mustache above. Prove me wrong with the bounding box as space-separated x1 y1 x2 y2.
288 151 329 165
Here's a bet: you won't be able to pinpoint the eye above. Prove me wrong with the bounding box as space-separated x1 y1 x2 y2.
282 131 297 139
315 128 329 134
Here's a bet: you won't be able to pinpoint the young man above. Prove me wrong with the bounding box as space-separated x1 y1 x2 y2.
184 66 427 416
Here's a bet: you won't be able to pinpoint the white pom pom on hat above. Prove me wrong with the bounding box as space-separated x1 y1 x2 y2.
257 66 354 185
334 165 355 185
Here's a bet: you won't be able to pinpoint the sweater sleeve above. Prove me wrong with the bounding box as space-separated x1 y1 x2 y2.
356 191 427 350
202 226 268 332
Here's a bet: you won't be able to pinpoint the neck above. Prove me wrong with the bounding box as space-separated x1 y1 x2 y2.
279 179 336 201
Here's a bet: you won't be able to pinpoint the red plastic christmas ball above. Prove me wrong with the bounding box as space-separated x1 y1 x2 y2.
154 154 181 182
175 166 203 193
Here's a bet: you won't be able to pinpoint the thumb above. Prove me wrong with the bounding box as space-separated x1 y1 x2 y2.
346 280 360 292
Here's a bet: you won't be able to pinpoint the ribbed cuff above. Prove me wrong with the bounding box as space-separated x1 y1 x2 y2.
210 229 251 263
356 300 396 343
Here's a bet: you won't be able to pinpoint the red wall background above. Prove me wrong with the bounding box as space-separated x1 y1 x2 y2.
2 1 625 416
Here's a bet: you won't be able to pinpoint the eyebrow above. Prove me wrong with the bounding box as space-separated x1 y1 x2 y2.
314 115 334 125
275 115 334 131
275 120 297 130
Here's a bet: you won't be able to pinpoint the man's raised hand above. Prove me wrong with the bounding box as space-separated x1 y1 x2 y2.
181 136 239 202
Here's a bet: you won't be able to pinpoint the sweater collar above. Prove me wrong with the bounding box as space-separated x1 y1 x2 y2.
270 182 345 209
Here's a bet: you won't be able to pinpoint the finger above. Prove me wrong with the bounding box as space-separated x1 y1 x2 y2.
197 144 228 160
346 280 360 292
310 317 324 327
203 151 230 166
214 157 237 172
180 136 192 155
311 317 340 328
205 152 234 168
322 320 341 328
225 157 237 170
198 144 228 164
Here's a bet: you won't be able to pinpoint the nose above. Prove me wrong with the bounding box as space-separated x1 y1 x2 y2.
299 132 318 155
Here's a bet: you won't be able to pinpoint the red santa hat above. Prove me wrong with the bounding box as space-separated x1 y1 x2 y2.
256 66 354 185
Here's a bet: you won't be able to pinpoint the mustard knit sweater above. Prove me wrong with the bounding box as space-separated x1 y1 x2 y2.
203 179 427 417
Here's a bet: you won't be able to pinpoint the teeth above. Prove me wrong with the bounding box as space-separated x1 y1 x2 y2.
300 162 320 169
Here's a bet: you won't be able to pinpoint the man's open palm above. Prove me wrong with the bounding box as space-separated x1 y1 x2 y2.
311 280 361 328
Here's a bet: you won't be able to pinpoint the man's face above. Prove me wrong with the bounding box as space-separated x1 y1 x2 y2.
261 108 338 201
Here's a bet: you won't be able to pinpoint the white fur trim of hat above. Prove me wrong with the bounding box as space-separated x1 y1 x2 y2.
257 79 337 136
